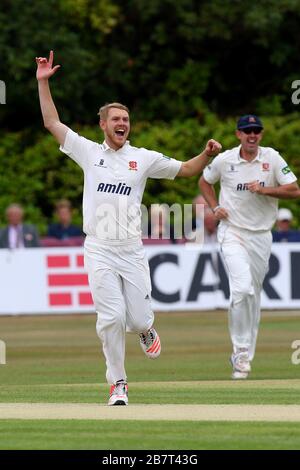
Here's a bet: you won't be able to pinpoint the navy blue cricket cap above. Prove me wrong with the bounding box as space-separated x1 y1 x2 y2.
237 114 263 130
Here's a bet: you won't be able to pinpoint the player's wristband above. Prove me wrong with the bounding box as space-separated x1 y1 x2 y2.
212 205 221 213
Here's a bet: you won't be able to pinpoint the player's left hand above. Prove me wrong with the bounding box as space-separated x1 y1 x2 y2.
36 50 61 81
204 139 222 157
247 180 265 194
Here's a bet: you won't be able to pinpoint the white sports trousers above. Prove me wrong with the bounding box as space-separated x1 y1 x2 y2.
84 236 154 384
218 223 272 360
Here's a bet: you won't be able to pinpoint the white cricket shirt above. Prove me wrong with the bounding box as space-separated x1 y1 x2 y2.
60 129 182 243
203 145 297 231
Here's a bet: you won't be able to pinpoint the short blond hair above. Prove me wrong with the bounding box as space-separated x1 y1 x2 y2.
97 102 129 120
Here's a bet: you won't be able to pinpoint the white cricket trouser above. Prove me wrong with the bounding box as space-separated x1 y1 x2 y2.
84 236 154 385
218 223 272 360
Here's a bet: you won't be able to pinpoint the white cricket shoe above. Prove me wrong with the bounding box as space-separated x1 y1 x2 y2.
139 327 161 359
232 369 249 380
108 380 128 406
230 349 251 380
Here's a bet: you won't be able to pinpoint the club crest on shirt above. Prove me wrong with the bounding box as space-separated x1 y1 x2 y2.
262 163 270 171
128 161 138 171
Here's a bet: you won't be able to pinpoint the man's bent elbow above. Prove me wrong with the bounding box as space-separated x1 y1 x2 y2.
42 120 68 146
178 163 192 177
292 189 300 199
286 183 300 199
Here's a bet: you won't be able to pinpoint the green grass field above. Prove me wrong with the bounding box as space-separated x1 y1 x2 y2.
0 311 300 449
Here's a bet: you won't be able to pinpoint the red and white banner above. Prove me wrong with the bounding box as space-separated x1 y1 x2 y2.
0 244 299 315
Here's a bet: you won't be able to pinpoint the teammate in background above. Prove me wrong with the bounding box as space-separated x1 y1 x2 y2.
36 51 222 405
0 203 40 249
199 114 300 379
272 208 300 242
47 199 82 240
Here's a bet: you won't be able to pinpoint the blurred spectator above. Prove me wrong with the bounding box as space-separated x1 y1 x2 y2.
0 203 40 248
272 208 300 242
185 195 218 244
145 204 177 244
47 199 82 240
149 204 169 238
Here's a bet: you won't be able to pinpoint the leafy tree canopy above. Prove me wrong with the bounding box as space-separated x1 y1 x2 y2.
1 0 300 128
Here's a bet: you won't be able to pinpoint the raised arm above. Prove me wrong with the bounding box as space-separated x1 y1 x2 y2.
36 50 69 146
177 139 222 177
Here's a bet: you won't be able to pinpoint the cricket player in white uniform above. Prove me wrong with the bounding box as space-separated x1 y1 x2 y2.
200 114 300 379
36 51 222 405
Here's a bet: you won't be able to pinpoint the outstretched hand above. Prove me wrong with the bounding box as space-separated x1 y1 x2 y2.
204 139 222 157
36 50 60 80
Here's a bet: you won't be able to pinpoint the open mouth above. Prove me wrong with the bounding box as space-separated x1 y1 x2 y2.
115 129 126 137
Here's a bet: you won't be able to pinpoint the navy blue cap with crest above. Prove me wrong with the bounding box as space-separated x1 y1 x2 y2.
237 114 263 130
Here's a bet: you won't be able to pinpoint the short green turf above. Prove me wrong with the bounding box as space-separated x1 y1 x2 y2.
0 420 300 450
0 381 300 404
1 311 300 449
1 311 299 386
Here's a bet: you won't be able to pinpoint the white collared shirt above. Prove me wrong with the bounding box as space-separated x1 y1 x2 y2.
8 225 24 249
60 129 182 242
203 145 297 231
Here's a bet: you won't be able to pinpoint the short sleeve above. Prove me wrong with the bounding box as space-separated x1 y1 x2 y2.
203 154 222 184
274 152 297 185
146 150 182 179
59 129 94 169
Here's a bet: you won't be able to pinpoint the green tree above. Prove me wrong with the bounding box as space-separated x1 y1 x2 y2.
0 0 120 129
1 113 300 232
2 0 300 128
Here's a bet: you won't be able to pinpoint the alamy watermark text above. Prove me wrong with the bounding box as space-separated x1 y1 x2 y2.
0 340 6 365
0 80 6 104
291 80 300 105
291 340 300 365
